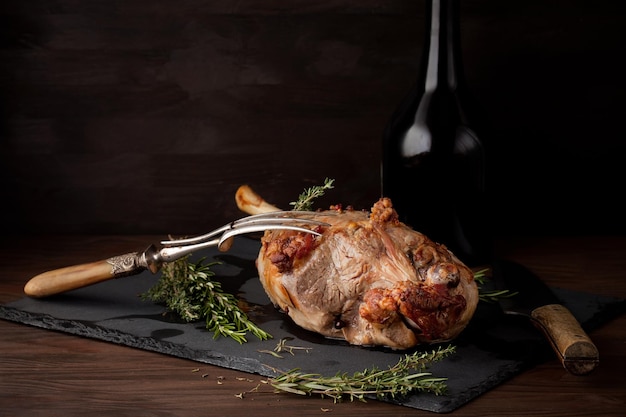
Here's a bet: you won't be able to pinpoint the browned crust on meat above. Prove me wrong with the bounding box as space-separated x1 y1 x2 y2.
369 197 400 226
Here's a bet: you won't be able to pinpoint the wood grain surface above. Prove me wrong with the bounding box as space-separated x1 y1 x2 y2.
1 234 625 416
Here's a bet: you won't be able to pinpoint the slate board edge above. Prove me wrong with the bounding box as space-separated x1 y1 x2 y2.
0 304 510 413
2 289 625 414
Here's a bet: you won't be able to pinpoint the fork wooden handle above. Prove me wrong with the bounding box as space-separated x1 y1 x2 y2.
24 252 145 298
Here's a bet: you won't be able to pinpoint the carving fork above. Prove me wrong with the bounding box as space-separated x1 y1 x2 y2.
24 211 328 298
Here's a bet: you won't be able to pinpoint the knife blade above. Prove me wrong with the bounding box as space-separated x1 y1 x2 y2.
491 259 599 375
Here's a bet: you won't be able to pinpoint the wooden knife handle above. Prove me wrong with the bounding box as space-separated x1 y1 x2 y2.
531 303 599 375
24 252 145 298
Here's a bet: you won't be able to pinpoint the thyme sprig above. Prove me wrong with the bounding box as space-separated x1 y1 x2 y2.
269 345 455 402
289 177 335 211
142 255 271 343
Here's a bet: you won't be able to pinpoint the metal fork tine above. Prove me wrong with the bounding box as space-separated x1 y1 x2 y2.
157 212 329 262
160 211 329 246
218 223 322 247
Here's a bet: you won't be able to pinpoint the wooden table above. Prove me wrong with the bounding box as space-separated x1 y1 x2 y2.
1 235 625 416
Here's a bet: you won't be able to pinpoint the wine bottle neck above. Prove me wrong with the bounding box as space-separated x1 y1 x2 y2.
423 0 463 92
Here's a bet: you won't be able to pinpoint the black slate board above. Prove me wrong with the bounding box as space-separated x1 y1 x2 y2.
1 237 625 413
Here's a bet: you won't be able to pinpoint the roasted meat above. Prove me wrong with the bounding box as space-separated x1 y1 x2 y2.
236 185 479 349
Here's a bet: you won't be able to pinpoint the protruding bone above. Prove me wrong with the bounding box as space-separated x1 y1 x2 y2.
236 184 281 215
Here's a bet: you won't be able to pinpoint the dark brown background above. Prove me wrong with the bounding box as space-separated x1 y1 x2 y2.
1 0 625 238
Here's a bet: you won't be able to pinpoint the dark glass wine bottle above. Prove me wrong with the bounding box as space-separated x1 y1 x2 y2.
381 0 492 266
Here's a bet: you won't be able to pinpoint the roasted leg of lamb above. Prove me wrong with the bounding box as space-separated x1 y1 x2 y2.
236 186 479 350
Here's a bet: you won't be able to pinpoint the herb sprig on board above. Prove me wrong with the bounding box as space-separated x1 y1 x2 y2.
141 255 271 344
269 345 455 402
473 268 517 303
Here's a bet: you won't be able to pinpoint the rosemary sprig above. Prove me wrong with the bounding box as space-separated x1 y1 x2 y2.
141 255 272 343
474 268 517 303
289 177 335 211
269 345 455 402
273 336 313 355
258 337 314 358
